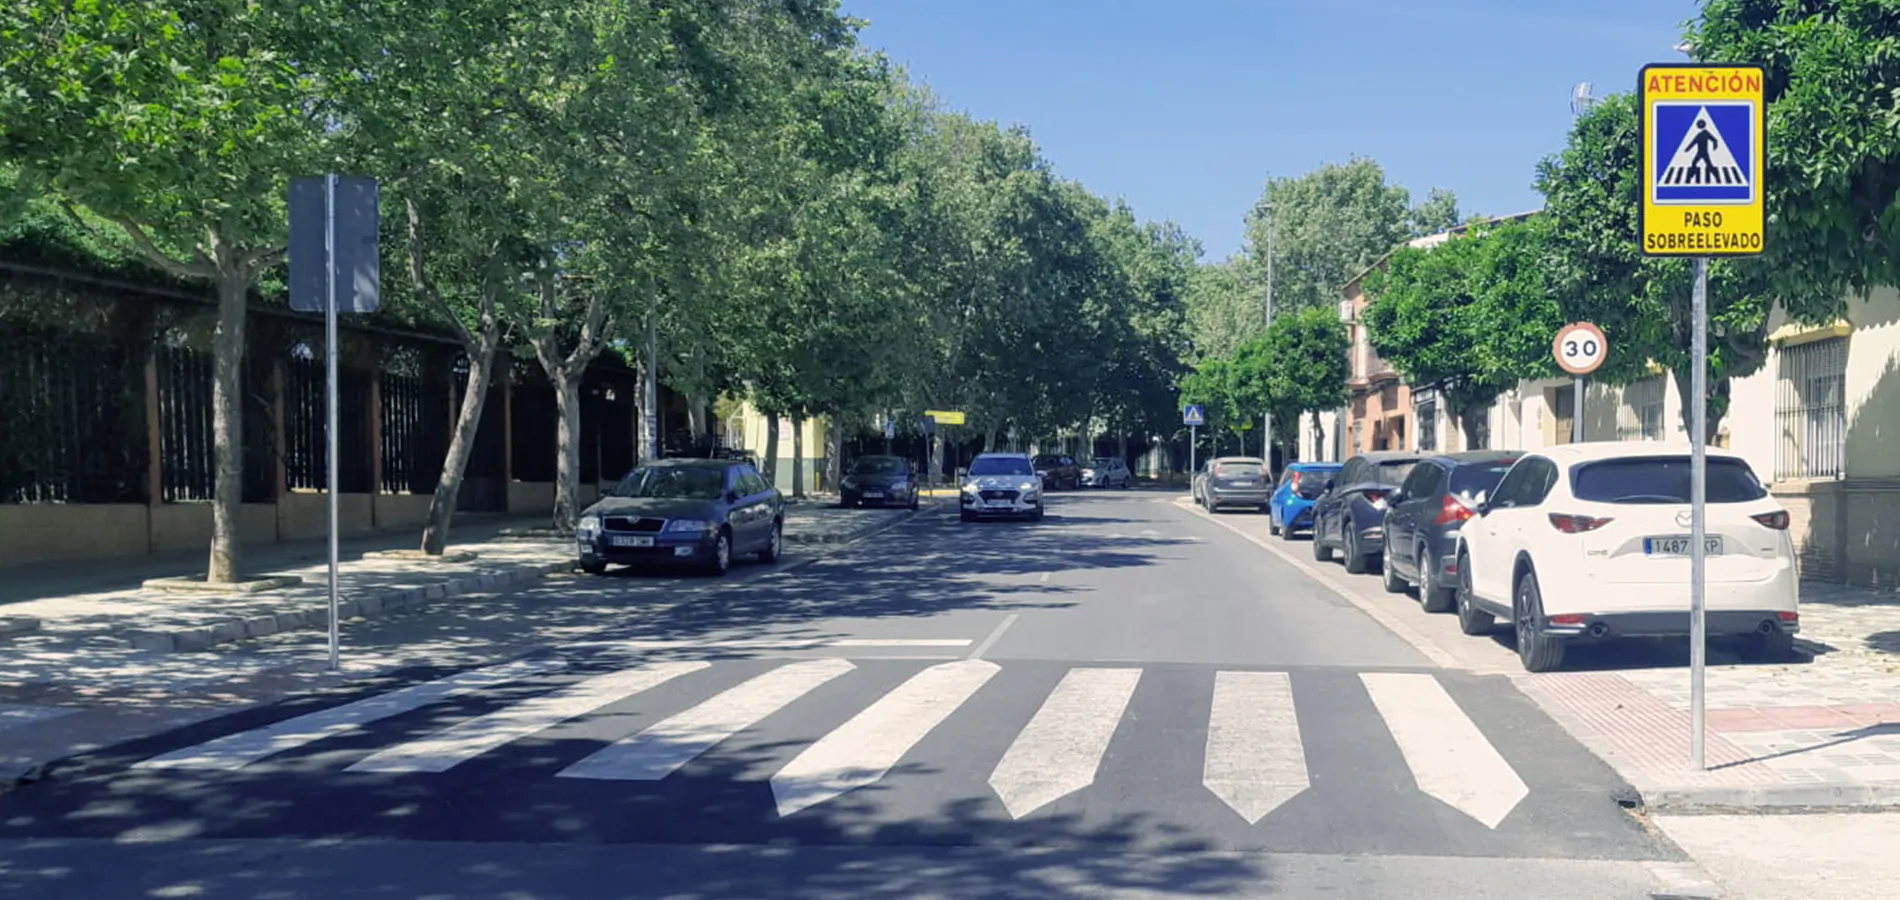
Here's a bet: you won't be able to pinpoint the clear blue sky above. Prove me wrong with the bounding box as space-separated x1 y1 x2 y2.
840 0 1704 261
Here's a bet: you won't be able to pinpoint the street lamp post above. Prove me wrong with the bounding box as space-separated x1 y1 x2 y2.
1262 200 1274 469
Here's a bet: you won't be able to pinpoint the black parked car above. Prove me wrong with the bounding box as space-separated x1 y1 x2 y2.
1032 454 1082 490
841 454 920 509
576 459 783 577
1378 450 1520 610
1311 451 1423 575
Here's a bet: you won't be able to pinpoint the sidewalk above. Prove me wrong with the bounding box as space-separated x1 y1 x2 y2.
1514 579 1900 810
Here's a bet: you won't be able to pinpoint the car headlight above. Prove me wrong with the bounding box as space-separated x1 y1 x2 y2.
578 515 601 536
841 477 858 489
664 519 715 533
1019 481 1039 493
962 482 979 494
890 480 909 491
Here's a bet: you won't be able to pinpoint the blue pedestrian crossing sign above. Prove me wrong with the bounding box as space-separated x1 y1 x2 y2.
1183 404 1205 427
1639 64 1765 258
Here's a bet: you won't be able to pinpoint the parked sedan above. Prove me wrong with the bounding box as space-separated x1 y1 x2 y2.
1269 462 1342 538
1379 450 1519 610
1080 456 1133 488
1455 443 1798 672
1193 456 1273 513
961 453 1045 522
1310 451 1423 574
576 459 783 577
840 454 920 509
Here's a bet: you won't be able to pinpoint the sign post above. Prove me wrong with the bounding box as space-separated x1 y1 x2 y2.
289 175 380 673
919 415 937 491
1639 62 1765 771
1183 404 1205 485
1552 322 1607 443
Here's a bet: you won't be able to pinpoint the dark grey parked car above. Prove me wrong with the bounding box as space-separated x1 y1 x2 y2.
1311 451 1423 575
1378 450 1521 610
840 454 921 509
576 459 784 577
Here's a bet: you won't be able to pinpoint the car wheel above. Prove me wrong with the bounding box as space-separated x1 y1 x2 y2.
1741 629 1796 662
580 560 607 576
1031 504 1045 522
1418 540 1453 612
1343 523 1368 574
1456 552 1493 635
909 494 919 511
1513 569 1566 672
1381 548 1406 593
960 510 976 523
1269 514 1281 536
1282 519 1300 542
1311 520 1333 561
758 520 782 563
705 530 733 576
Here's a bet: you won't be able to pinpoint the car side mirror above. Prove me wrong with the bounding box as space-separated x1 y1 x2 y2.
956 467 968 479
1323 477 1336 493
1476 501 1492 517
726 490 741 503
1388 491 1406 505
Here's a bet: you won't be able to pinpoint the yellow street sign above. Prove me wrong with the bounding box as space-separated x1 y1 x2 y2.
924 409 965 426
1639 64 1765 258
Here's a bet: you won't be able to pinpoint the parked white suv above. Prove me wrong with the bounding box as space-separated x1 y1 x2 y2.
1453 443 1798 672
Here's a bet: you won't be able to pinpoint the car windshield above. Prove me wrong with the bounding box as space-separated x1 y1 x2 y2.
1572 457 1767 504
851 457 907 475
1091 458 1116 467
1373 461 1418 485
1214 460 1264 477
970 457 1035 476
613 466 725 500
1449 461 1516 499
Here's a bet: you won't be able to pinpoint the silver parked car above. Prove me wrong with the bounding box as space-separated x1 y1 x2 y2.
960 453 1045 522
1081 456 1133 488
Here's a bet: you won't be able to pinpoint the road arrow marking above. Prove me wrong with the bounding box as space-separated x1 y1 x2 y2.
1360 672 1528 829
558 659 855 781
1203 670 1308 824
347 661 707 774
988 667 1142 819
770 659 998 816
135 658 565 771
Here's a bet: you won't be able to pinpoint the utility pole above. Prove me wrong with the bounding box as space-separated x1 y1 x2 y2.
1262 200 1275 471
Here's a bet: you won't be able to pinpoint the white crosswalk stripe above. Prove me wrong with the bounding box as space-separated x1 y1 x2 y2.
987 667 1141 819
558 659 856 782
128 658 1541 829
347 661 708 774
1360 672 1530 829
133 659 565 771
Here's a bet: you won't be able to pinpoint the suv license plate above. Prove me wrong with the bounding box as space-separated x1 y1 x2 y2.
1644 536 1723 557
611 535 655 548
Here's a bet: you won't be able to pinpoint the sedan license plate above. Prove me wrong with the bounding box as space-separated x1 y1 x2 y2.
862 491 884 499
610 535 655 548
1230 480 1258 487
1644 535 1723 557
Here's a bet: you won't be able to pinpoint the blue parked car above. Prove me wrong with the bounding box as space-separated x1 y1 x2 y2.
1269 462 1343 539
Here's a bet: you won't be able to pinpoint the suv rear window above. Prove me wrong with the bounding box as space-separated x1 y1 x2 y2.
1449 460 1515 498
1214 461 1264 477
1373 460 1417 486
1571 457 1767 504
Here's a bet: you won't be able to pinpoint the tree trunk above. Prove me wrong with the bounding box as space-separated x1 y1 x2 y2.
421 338 498 555
688 398 708 446
763 414 781 487
791 415 806 498
1457 405 1484 451
1670 367 1729 444
1117 429 1128 462
824 416 842 494
550 370 583 532
206 270 249 583
639 316 660 462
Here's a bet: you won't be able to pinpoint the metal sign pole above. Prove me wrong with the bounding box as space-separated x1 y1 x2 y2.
1189 426 1197 484
1689 256 1710 771
325 174 341 674
1573 376 1585 443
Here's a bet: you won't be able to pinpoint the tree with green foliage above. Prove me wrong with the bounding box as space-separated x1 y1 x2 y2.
1183 256 1260 363
1362 218 1566 446
0 0 341 582
1536 93 1778 440
1408 188 1462 237
1264 305 1352 460
1244 159 1412 315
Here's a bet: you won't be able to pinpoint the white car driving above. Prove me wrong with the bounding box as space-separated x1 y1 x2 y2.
1454 443 1798 672
960 452 1045 522
1081 456 1132 488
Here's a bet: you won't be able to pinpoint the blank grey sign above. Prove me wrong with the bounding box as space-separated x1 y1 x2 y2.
288 175 380 314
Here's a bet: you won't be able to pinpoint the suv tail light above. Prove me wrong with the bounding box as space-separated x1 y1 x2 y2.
1289 471 1302 492
1433 494 1474 525
1548 513 1613 534
1752 510 1790 530
1364 489 1389 506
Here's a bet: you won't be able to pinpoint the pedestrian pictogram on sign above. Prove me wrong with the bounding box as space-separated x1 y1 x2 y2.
1639 64 1765 258
1183 405 1205 427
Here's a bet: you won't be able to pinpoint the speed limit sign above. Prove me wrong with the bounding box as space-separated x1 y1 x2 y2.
1553 322 1607 376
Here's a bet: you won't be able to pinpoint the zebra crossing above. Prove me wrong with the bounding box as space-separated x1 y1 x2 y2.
122 654 1548 833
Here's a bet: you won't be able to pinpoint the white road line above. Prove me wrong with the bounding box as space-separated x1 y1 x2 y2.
1038 572 1051 583
987 667 1141 819
133 659 565 771
1360 672 1529 829
571 638 969 651
770 659 999 816
830 639 971 648
346 661 708 774
558 659 855 782
1203 671 1309 824
966 613 1020 659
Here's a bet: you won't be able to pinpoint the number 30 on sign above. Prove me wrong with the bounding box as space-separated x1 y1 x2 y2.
1553 322 1607 376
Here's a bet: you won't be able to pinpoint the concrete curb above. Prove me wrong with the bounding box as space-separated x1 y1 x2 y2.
0 615 41 638
1632 781 1900 813
121 559 574 653
141 574 305 594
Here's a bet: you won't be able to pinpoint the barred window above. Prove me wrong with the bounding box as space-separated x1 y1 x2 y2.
1416 396 1437 452
1617 376 1666 441
1774 337 1846 481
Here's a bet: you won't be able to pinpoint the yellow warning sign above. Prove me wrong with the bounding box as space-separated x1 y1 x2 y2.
924 410 965 426
1639 64 1765 258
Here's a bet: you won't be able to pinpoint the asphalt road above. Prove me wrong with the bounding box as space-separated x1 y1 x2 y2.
0 489 1693 899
